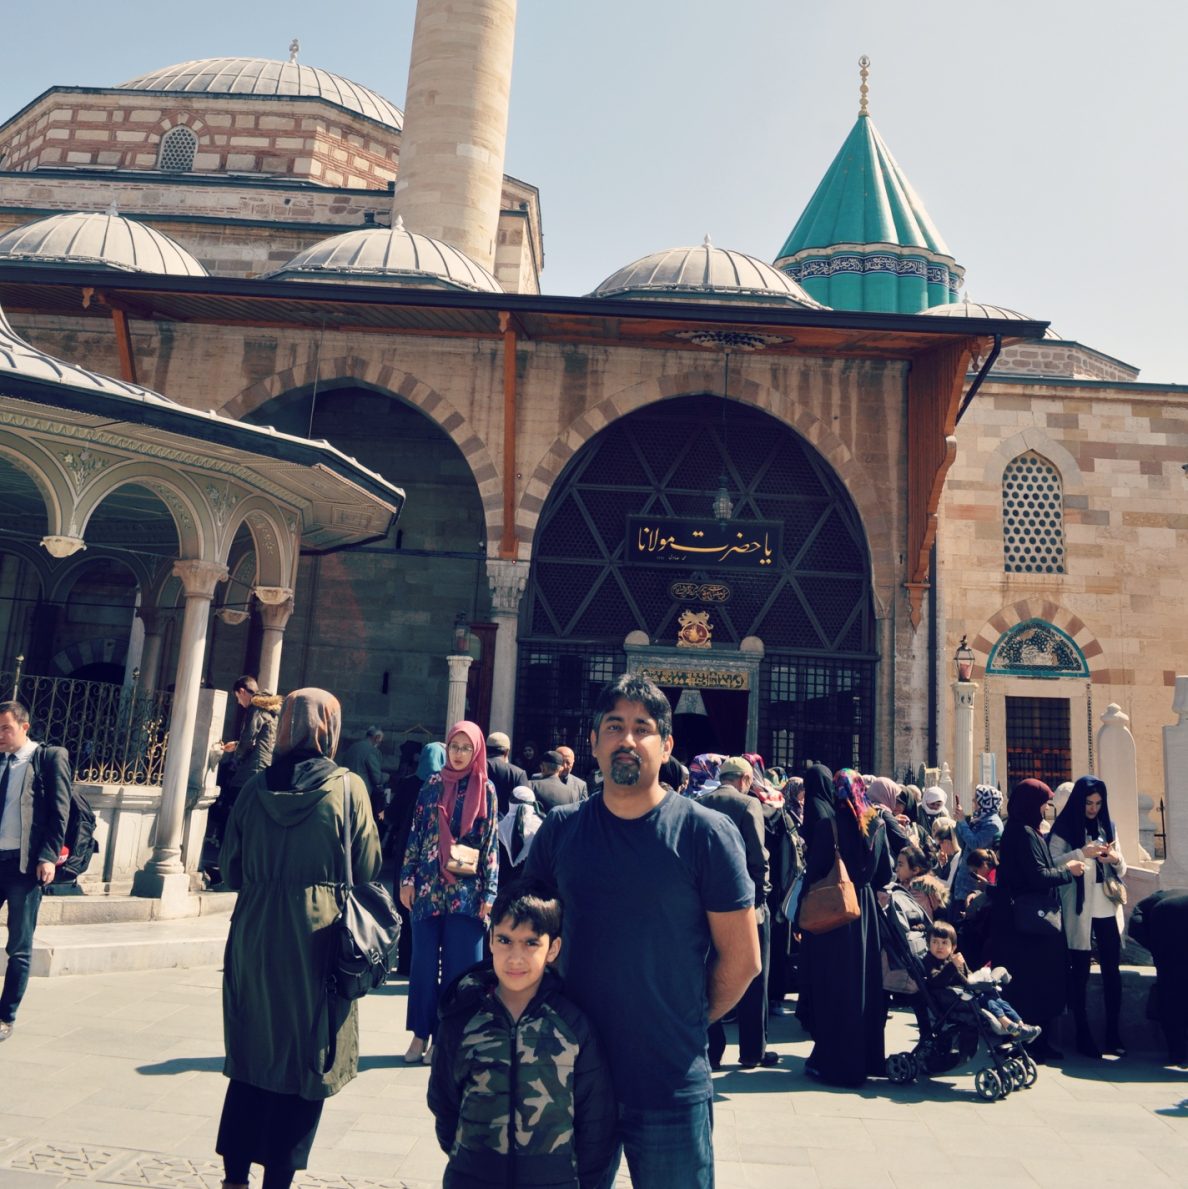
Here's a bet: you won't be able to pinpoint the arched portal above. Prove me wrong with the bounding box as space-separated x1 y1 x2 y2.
517 394 877 770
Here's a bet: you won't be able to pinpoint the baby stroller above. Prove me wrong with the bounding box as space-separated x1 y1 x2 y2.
879 887 1038 1101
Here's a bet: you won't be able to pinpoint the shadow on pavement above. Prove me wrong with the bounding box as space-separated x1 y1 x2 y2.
136 1056 225 1075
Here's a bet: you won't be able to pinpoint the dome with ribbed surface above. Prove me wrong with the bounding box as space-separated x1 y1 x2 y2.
592 239 824 307
119 58 402 130
266 219 502 292
922 300 1061 339
0 210 207 276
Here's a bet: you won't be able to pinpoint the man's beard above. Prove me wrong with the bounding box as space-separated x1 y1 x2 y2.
610 752 641 785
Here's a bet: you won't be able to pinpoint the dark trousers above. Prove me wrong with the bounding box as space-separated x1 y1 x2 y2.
0 853 43 1024
708 909 770 1065
1068 916 1122 1039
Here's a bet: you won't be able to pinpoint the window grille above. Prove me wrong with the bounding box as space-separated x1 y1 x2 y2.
1002 452 1065 574
1005 695 1071 791
157 126 198 172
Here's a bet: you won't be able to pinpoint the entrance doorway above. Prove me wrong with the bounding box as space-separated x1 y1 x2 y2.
665 687 749 762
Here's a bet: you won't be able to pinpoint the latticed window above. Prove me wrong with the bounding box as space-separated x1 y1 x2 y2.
157 126 197 172
1002 452 1065 574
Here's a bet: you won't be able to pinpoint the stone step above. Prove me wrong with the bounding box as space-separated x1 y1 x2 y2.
1 888 236 927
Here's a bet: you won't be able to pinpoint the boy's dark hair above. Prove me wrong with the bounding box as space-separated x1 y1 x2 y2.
0 700 30 725
491 878 564 940
928 920 958 944
900 844 928 874
233 675 259 695
590 674 673 741
965 847 997 869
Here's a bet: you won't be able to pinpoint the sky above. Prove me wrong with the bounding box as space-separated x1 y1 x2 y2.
2 1 1186 382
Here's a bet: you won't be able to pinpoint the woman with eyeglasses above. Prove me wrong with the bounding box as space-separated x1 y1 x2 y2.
399 721 498 1064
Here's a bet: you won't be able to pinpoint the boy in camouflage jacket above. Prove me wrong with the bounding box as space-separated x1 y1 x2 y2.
428 880 616 1188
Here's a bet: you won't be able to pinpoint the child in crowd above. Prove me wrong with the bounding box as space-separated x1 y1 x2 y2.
923 921 1041 1042
895 844 949 920
428 879 616 1189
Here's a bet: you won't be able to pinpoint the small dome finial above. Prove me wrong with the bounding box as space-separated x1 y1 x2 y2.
289 38 300 64
106 199 119 217
394 215 405 232
858 55 870 117
703 233 713 248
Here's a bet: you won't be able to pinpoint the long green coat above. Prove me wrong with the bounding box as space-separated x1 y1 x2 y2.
220 766 382 1099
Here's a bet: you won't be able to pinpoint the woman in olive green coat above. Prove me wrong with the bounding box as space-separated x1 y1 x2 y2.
217 687 381 1189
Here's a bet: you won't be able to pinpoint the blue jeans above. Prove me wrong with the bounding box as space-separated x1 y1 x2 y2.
0 855 43 1024
407 913 486 1039
595 1099 714 1189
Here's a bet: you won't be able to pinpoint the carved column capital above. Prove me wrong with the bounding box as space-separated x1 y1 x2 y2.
41 535 86 559
486 558 528 615
254 585 294 607
257 593 296 631
172 559 229 600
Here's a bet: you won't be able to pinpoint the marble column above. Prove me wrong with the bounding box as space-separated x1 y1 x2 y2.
133 558 226 912
486 558 528 738
952 680 978 817
136 607 166 695
445 654 474 733
254 587 295 694
1160 677 1188 886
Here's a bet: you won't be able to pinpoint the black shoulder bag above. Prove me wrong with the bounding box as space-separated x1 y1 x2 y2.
327 775 402 1001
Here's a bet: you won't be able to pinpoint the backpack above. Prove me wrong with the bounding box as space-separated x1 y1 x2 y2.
36 746 97 884
763 802 805 922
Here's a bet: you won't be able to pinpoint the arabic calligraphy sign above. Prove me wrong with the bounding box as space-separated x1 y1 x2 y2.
626 516 782 570
638 667 750 691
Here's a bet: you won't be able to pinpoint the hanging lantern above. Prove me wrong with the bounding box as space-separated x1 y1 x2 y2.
674 688 708 716
955 635 974 682
712 475 733 522
453 613 472 654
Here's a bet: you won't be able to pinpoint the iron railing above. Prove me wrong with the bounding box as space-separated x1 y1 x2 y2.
6 656 172 786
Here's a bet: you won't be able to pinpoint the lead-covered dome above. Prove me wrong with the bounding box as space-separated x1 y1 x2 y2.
119 58 403 130
0 209 207 276
592 239 824 308
266 219 501 293
921 300 1061 339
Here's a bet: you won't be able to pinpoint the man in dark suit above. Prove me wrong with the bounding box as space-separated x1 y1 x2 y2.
0 700 71 1040
555 746 589 802
531 750 583 814
486 732 528 816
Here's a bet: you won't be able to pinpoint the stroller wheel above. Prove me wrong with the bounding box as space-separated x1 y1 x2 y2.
1005 1057 1029 1090
1021 1052 1039 1087
974 1066 1005 1101
886 1051 917 1085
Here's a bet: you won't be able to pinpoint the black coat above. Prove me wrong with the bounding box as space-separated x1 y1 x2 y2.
487 756 529 816
9 743 71 876
990 821 1073 1023
531 773 582 815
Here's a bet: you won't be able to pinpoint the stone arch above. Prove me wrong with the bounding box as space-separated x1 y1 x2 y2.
226 357 503 541
984 429 1086 497
520 366 892 594
46 550 154 604
149 111 212 142
0 539 51 596
0 430 72 535
48 635 129 677
75 463 210 560
219 497 296 589
969 599 1106 681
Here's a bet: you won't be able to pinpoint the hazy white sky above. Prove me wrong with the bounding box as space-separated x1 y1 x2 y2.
3 1 1185 381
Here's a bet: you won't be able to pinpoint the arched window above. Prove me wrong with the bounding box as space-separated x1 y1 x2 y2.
157 126 197 172
1002 451 1065 574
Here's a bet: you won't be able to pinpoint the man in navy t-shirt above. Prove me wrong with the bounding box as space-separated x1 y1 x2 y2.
526 674 759 1189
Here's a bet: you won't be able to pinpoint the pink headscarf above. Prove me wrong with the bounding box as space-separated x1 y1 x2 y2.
438 720 489 883
865 776 900 812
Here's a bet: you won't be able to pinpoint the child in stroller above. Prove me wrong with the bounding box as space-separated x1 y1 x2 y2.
881 888 1039 1100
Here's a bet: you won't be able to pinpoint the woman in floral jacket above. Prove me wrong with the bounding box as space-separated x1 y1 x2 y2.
400 720 498 1063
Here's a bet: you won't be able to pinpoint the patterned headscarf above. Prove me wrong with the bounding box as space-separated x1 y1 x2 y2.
742 752 784 806
274 687 341 759
973 784 1003 820
833 768 869 830
688 753 724 795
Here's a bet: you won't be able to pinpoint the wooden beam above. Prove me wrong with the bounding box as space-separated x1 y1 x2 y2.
109 306 137 384
904 338 977 628
498 311 518 559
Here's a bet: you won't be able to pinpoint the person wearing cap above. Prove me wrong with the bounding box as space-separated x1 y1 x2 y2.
532 750 584 814
554 745 589 801
696 757 776 1069
485 731 528 817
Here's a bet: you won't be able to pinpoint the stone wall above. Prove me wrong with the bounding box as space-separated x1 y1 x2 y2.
994 341 1140 383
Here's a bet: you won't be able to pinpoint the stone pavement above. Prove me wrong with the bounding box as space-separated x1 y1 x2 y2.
0 964 1185 1189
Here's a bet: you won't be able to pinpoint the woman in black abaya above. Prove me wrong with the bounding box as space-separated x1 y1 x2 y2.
795 764 887 1087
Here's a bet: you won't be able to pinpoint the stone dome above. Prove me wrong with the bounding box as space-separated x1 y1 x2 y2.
119 58 403 130
266 219 502 293
0 209 207 276
921 300 1061 339
591 239 824 308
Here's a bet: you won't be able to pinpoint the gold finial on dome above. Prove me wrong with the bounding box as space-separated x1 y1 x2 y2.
858 55 870 117
289 38 300 64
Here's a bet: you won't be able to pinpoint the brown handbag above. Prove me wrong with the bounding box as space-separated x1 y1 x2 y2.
798 818 861 934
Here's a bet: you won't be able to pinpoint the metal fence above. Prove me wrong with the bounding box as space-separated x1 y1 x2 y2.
5 657 173 786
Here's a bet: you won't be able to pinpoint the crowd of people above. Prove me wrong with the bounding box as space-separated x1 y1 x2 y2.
202 674 1188 1189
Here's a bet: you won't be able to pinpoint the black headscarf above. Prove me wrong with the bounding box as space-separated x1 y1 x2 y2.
1050 775 1114 911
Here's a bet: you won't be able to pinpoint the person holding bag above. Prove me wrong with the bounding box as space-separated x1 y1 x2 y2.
794 764 887 1087
217 687 381 1189
399 720 498 1064
991 778 1084 1063
1049 776 1127 1057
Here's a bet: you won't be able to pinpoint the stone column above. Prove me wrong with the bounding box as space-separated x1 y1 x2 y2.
393 0 518 271
445 654 474 733
1160 677 1188 887
952 680 978 818
133 558 226 913
486 558 527 737
136 607 167 695
1097 703 1139 865
254 587 295 694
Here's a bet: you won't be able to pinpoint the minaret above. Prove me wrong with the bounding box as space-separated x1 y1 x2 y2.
393 0 517 273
